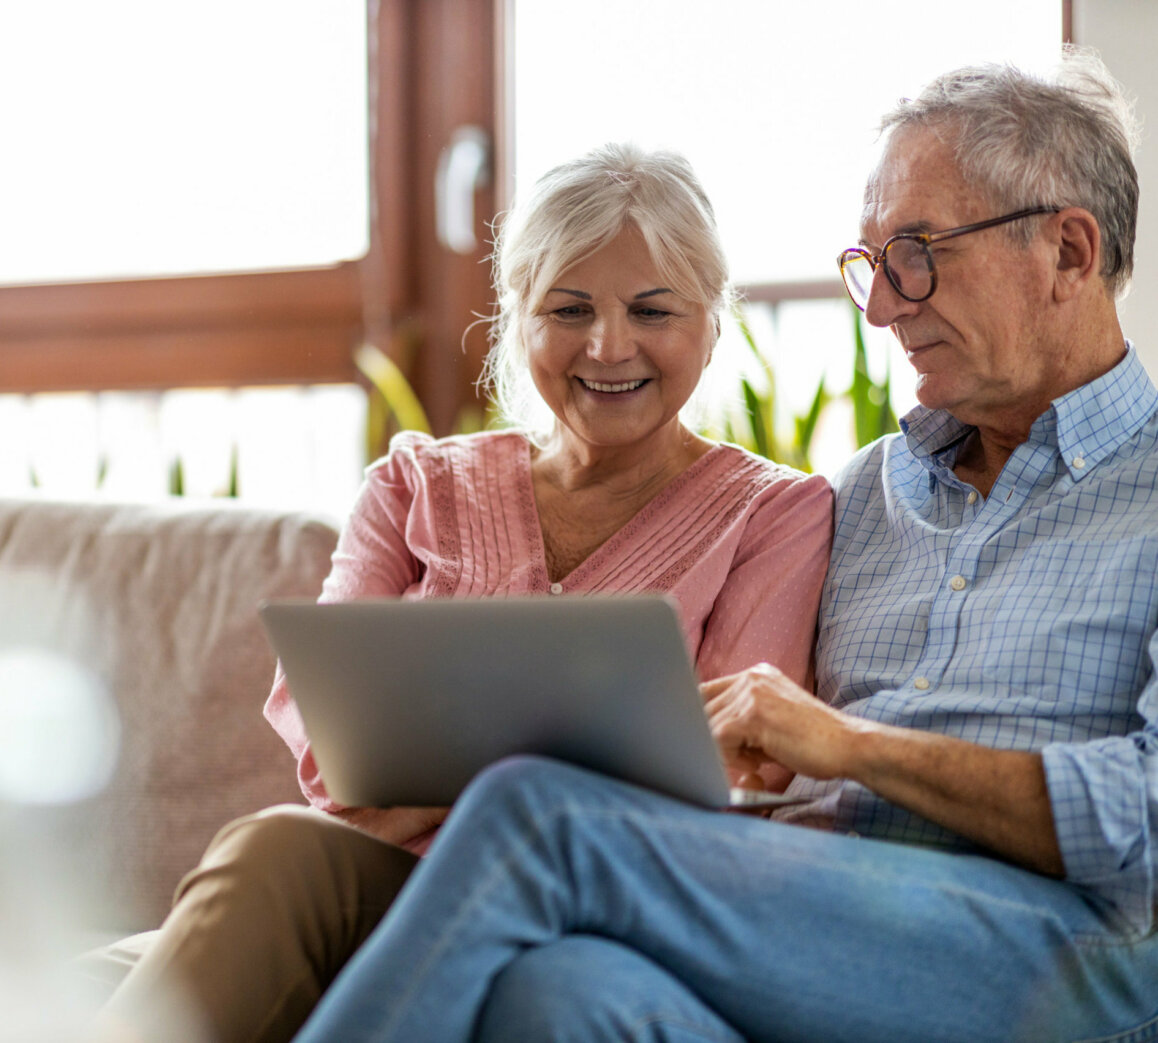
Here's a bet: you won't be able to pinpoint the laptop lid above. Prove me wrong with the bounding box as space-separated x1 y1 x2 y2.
259 594 800 810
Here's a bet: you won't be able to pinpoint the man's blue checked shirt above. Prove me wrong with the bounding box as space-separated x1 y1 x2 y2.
781 344 1158 933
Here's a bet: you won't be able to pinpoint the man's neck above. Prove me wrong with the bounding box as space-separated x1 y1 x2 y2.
951 310 1126 500
952 429 1014 499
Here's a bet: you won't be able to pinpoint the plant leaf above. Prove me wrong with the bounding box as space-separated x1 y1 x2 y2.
354 343 432 459
741 377 769 459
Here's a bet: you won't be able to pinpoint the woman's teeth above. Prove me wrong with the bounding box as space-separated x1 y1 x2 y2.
580 379 646 393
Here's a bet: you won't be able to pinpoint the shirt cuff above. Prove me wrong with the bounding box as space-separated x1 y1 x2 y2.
1042 735 1154 932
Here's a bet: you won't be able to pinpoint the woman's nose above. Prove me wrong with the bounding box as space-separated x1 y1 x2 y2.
587 314 637 364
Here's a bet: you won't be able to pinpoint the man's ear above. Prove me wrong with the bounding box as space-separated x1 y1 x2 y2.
1052 207 1102 302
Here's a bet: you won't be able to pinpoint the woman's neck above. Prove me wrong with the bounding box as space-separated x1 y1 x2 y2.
533 423 712 496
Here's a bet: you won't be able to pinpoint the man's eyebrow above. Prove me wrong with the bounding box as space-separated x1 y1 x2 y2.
896 220 936 236
860 220 936 246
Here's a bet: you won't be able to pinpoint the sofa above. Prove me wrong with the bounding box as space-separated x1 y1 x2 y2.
0 495 340 943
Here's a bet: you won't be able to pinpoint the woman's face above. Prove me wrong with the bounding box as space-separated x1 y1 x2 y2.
525 224 715 455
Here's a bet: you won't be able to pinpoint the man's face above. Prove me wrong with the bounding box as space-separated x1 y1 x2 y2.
859 129 1059 431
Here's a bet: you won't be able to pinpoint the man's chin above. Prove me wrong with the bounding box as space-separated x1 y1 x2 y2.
912 378 965 416
913 377 947 407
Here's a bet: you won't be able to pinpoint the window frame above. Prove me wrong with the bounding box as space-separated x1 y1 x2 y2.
0 0 499 438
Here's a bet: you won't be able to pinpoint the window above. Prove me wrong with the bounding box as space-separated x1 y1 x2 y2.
0 1 369 285
0 0 499 515
508 0 1064 472
510 0 1063 286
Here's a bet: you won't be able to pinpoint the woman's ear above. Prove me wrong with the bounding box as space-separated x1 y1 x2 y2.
1052 207 1102 302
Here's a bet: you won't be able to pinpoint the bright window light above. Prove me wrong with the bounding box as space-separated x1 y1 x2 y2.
0 1 368 285
511 0 1063 286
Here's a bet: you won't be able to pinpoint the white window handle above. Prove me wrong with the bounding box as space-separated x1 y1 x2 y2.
435 125 491 254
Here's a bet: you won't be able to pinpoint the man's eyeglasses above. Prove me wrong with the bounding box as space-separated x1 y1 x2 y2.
837 206 1061 311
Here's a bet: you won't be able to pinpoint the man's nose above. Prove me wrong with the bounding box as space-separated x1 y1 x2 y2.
863 265 922 328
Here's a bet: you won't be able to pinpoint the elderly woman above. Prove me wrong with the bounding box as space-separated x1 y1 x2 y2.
96 143 832 1043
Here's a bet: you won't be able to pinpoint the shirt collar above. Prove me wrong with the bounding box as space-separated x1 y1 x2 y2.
898 341 1158 479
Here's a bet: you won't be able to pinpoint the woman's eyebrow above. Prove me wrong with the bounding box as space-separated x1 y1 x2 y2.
544 287 673 299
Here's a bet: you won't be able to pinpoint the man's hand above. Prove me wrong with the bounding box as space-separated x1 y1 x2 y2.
703 662 869 782
702 663 1064 877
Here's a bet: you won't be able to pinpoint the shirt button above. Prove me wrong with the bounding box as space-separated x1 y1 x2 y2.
1072 455 1086 469
966 490 978 505
549 582 563 594
949 574 967 591
913 677 931 690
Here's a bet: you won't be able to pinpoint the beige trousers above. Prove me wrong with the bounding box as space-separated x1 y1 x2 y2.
98 804 418 1043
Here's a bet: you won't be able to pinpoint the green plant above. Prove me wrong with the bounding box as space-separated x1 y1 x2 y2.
713 302 897 471
355 340 499 461
355 342 434 462
848 304 899 449
164 445 239 498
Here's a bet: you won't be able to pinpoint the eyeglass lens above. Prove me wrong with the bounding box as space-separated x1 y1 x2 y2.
842 237 934 308
883 238 934 299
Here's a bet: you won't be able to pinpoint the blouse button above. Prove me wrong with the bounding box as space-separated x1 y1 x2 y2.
549 582 563 595
1072 455 1086 470
949 574 967 591
913 677 931 690
966 490 978 505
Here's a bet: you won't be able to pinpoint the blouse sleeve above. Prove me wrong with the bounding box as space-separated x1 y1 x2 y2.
263 435 428 810
694 471 833 690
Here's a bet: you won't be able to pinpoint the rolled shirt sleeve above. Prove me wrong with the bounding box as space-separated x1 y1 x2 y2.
1043 662 1158 930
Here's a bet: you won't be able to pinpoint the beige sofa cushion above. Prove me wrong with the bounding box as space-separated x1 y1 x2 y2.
0 497 339 931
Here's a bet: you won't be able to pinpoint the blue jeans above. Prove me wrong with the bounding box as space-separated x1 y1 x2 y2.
294 757 1158 1042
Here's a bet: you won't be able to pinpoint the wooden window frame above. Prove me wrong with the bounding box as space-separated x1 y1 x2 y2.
0 0 499 438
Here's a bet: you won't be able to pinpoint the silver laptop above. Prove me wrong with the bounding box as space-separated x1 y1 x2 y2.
259 594 805 810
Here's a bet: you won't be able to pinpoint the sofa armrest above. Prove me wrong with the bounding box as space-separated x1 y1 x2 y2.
0 496 340 931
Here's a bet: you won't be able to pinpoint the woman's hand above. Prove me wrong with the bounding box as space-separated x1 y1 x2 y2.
334 804 451 847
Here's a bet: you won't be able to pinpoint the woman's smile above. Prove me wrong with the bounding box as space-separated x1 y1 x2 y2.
577 377 650 394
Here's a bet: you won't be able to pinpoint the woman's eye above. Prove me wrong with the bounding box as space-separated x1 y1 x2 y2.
552 305 588 318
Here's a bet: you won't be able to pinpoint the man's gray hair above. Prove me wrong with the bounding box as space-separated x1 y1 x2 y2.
870 46 1140 297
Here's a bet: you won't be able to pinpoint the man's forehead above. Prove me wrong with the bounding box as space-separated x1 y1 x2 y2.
859 130 978 240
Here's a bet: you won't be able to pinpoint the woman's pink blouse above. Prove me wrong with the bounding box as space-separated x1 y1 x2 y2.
265 430 833 813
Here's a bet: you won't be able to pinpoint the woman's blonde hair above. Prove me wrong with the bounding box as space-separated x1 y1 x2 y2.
481 143 733 431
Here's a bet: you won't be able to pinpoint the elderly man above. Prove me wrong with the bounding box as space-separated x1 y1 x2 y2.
292 50 1158 1043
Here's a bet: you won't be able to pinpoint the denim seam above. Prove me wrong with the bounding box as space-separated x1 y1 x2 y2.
1071 1005 1158 1043
628 1011 741 1043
